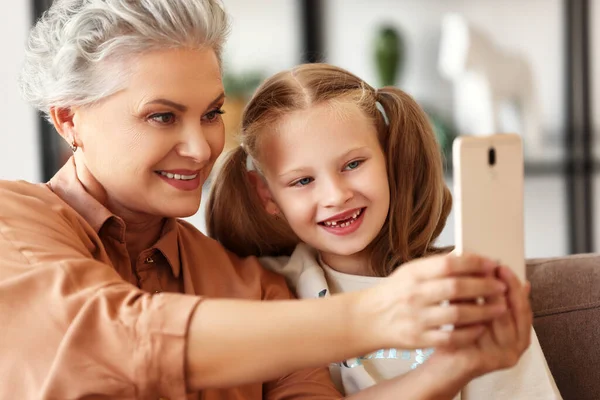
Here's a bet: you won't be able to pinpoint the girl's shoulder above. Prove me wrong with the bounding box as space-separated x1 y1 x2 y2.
259 243 329 299
258 242 318 273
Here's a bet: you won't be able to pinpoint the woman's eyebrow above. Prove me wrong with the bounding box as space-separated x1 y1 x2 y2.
145 98 187 112
208 92 226 107
144 92 225 112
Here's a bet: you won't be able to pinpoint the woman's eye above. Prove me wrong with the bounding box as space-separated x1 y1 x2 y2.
345 160 363 170
148 112 175 125
293 177 313 187
203 108 225 122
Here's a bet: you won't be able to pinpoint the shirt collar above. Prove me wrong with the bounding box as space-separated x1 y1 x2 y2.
48 157 182 278
153 218 181 278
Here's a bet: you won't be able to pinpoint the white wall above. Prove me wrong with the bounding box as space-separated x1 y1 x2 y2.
0 1 39 182
220 0 301 77
323 0 565 154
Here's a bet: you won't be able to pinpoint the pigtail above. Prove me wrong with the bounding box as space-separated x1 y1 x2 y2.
205 146 299 258
369 87 452 275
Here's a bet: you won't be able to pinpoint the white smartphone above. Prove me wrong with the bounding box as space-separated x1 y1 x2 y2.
452 134 526 282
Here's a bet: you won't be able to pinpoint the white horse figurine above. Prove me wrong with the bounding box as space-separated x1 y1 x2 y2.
438 13 543 158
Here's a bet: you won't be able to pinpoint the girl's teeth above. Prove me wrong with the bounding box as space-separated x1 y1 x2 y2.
323 209 363 227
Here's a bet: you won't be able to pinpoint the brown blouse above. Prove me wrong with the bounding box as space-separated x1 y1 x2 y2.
0 158 340 399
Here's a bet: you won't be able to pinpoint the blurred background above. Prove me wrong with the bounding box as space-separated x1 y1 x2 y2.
2 0 598 258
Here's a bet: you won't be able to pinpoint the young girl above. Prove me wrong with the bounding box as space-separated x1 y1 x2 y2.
206 63 561 399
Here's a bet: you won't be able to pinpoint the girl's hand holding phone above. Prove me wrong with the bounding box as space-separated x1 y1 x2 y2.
428 265 533 385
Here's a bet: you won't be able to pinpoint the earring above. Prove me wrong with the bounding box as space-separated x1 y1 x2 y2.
70 140 77 152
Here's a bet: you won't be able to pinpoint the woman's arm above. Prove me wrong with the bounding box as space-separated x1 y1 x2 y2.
185 254 509 390
0 183 508 398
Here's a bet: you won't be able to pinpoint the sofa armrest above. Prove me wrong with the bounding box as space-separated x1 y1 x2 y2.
526 254 600 400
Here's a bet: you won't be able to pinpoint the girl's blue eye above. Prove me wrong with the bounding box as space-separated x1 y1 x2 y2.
345 160 362 170
294 177 313 187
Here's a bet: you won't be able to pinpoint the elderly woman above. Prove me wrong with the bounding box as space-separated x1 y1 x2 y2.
0 1 531 399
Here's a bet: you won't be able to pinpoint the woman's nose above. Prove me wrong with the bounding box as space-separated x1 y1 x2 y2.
177 125 212 164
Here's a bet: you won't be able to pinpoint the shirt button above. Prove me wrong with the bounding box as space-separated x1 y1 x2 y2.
145 256 154 264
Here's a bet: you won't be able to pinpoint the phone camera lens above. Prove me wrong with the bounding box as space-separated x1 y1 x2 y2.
488 147 496 166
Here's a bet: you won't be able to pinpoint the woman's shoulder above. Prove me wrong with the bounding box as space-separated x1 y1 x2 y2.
175 219 297 267
175 219 295 299
0 179 68 219
0 179 99 262
0 179 51 197
175 218 227 253
0 179 91 229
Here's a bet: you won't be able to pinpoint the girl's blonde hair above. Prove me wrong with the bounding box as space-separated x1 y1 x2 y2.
206 63 451 276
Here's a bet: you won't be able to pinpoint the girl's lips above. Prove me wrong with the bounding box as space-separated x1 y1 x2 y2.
320 207 364 224
319 208 366 236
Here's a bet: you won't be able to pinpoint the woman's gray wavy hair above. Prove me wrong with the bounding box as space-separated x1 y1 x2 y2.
20 0 229 119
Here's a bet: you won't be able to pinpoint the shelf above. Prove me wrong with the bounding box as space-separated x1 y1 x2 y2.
443 160 567 178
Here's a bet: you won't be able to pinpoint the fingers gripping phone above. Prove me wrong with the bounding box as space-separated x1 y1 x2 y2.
452 133 526 282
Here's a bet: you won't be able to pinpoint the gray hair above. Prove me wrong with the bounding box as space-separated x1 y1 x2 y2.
20 0 230 119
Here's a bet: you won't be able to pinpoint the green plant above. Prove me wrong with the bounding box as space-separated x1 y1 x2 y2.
223 70 265 99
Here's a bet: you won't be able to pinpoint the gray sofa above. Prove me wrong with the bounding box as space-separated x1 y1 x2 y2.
527 253 600 400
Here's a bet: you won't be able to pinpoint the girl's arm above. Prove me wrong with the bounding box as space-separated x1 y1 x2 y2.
185 254 509 390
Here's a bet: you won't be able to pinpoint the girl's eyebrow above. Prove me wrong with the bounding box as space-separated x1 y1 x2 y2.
278 167 309 180
340 146 369 158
